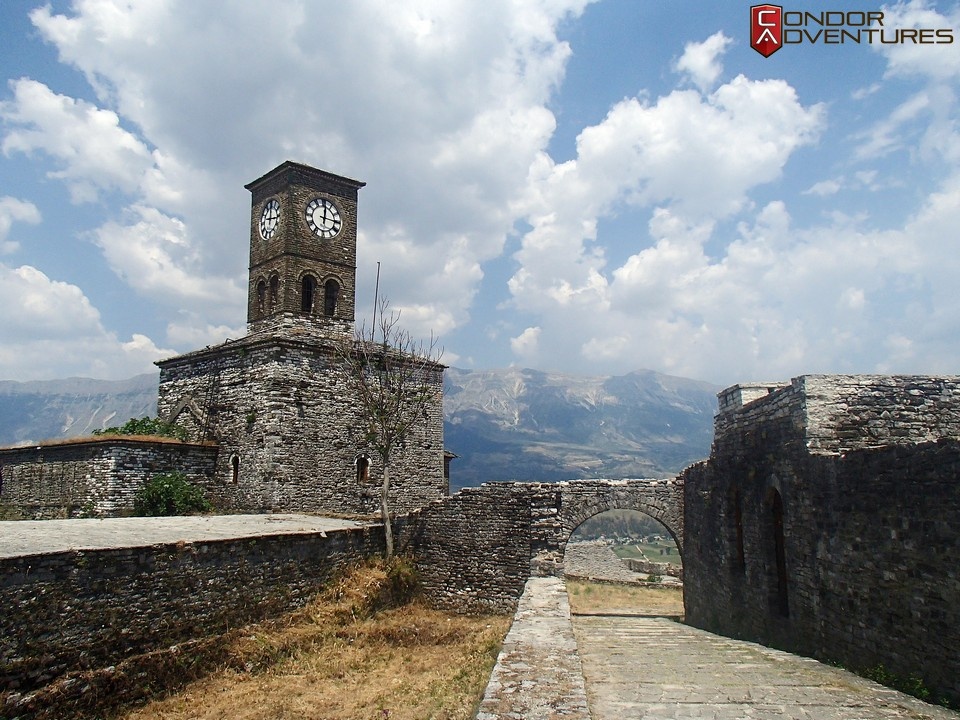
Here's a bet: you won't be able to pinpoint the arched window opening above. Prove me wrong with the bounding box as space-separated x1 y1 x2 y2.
256 280 266 317
769 489 789 617
269 275 280 312
355 454 371 483
230 454 240 484
301 275 317 313
730 487 746 573
324 279 339 317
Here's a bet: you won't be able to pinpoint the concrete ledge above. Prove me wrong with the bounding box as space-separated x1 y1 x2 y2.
475 576 590 720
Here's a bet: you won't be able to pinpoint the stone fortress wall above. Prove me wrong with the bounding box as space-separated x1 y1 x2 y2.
683 374 960 705
1 523 383 699
2 372 959 708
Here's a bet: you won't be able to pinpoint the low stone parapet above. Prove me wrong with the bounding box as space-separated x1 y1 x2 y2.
475 576 590 720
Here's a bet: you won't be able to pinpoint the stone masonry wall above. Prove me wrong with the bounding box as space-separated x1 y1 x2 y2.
0 439 217 519
800 375 960 453
685 374 960 706
157 332 445 517
398 483 533 613
0 525 383 695
398 478 686 613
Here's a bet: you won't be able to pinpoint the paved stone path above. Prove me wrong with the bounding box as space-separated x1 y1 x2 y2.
480 577 959 719
0 514 369 558
573 614 960 720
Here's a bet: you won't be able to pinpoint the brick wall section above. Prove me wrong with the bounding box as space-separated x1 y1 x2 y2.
0 438 217 518
157 331 445 517
0 525 383 694
685 374 960 706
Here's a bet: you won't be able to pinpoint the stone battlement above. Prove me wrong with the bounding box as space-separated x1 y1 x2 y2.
714 374 960 456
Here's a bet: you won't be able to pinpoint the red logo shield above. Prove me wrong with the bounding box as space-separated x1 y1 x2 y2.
751 4 783 57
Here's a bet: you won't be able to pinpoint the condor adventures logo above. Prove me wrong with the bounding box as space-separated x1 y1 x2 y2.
751 4 783 57
750 4 954 57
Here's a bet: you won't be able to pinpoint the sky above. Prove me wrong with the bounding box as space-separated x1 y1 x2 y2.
1 1 960 386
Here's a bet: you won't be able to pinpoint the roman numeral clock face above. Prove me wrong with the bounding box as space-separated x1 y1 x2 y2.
305 197 342 239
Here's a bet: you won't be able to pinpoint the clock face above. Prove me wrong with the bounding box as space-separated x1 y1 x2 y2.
305 197 342 239
259 199 280 240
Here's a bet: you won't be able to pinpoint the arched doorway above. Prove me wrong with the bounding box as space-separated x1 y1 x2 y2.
564 508 684 618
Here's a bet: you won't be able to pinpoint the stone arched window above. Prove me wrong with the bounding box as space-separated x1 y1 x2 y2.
268 274 280 312
301 275 317 313
231 454 240 484
729 486 745 574
768 488 789 617
355 453 371 483
324 278 340 317
256 279 266 317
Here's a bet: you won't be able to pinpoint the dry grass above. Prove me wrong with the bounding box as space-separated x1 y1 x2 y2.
566 579 684 617
114 562 510 720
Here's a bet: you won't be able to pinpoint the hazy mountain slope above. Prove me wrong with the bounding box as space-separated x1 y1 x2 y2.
0 368 719 487
444 367 719 487
0 374 158 446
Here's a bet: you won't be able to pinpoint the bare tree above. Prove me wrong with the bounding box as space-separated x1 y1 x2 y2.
339 298 443 557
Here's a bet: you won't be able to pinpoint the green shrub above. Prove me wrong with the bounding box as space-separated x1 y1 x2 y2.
385 555 421 605
134 472 211 516
94 417 188 442
862 664 932 703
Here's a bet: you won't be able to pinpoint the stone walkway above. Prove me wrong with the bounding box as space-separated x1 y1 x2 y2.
0 514 369 558
574 614 960 719
479 576 960 720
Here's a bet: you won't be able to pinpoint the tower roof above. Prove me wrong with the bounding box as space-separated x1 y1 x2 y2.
245 161 366 199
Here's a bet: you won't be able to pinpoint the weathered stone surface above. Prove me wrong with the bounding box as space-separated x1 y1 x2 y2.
475 576 590 720
157 331 446 517
575 613 960 720
398 478 684 612
686 374 960 707
0 438 217 518
0 518 383 694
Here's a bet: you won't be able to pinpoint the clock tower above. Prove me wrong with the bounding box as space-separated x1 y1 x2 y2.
245 161 365 334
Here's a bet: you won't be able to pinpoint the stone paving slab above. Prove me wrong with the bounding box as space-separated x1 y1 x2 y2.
0 514 370 558
573 614 960 720
476 576 591 720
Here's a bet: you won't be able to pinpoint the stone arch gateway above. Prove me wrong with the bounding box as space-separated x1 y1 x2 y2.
398 477 684 612
529 479 684 575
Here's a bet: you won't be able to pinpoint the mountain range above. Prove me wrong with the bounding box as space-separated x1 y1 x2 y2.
0 368 720 487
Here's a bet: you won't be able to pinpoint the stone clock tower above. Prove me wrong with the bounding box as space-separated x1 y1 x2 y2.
156 160 447 519
245 161 366 334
